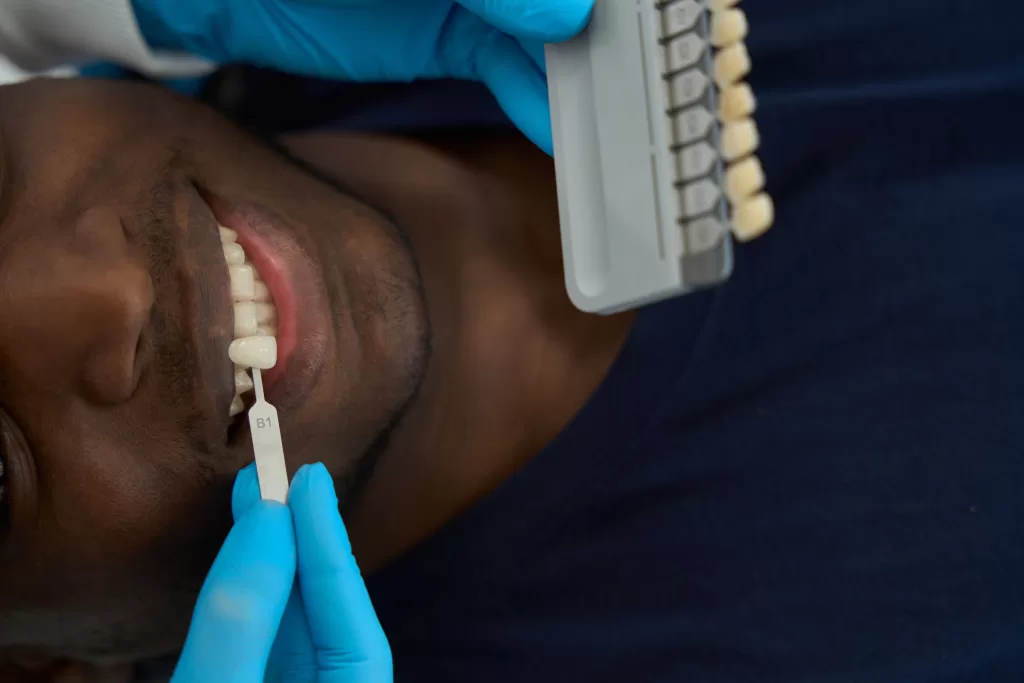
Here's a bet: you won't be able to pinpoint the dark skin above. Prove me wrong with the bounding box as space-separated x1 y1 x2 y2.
0 78 632 679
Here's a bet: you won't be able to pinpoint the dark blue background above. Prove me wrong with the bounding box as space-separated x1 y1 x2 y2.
367 1 1024 680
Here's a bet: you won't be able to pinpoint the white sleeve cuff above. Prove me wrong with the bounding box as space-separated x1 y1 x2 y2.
0 0 214 78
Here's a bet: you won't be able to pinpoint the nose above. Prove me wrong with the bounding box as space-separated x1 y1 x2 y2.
78 261 155 405
72 208 155 405
2 207 155 406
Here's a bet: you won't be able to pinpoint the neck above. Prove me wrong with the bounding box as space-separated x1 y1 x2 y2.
283 131 633 571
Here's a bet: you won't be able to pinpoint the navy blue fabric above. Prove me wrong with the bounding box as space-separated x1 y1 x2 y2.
356 0 1024 681
214 73 512 135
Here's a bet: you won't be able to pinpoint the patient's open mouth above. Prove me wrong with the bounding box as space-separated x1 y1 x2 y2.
220 225 279 417
207 193 331 419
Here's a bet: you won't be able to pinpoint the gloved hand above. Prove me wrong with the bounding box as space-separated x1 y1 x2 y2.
130 0 595 154
172 463 391 683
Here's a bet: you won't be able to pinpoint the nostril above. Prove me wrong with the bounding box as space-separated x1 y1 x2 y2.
81 265 155 405
124 266 155 376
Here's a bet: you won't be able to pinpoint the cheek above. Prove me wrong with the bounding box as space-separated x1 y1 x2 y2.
46 430 220 564
0 430 232 657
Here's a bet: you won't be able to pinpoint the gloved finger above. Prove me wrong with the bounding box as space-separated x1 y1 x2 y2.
484 48 554 154
519 37 548 73
231 463 262 521
266 584 318 683
290 464 393 682
438 8 554 154
234 0 449 82
171 502 297 683
456 0 594 42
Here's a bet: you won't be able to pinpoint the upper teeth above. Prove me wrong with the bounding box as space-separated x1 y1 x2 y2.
221 226 278 417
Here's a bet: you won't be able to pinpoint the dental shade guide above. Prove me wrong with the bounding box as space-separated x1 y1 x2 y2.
220 225 288 502
248 368 290 504
545 0 773 315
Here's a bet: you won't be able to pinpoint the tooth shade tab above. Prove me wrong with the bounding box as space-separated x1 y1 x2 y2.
710 9 748 47
724 156 765 202
249 369 289 504
235 370 254 394
721 119 760 161
229 336 278 370
732 193 774 242
719 83 756 121
713 42 750 86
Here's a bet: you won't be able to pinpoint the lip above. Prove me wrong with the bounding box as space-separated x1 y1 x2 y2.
205 194 331 410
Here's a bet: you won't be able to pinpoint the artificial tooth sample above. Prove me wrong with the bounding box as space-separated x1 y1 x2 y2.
235 369 254 394
724 156 765 202
710 0 740 10
719 83 756 121
230 265 255 301
710 9 747 47
720 119 759 161
713 43 750 86
229 337 278 370
732 193 774 242
253 280 271 302
220 226 237 243
234 302 259 337
229 395 245 417
223 242 246 265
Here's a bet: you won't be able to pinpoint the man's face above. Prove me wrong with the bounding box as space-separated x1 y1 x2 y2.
0 79 428 665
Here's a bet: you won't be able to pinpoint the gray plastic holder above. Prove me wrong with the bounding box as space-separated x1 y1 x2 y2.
546 0 733 315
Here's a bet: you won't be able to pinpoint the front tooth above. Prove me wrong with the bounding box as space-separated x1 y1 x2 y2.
229 336 277 369
220 227 237 243
230 265 255 301
223 243 246 265
235 370 254 394
229 395 244 417
254 303 276 325
258 325 278 337
233 302 259 337
253 281 271 303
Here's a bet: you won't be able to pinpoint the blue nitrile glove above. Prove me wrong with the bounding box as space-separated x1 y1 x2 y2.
130 0 595 154
172 463 391 683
